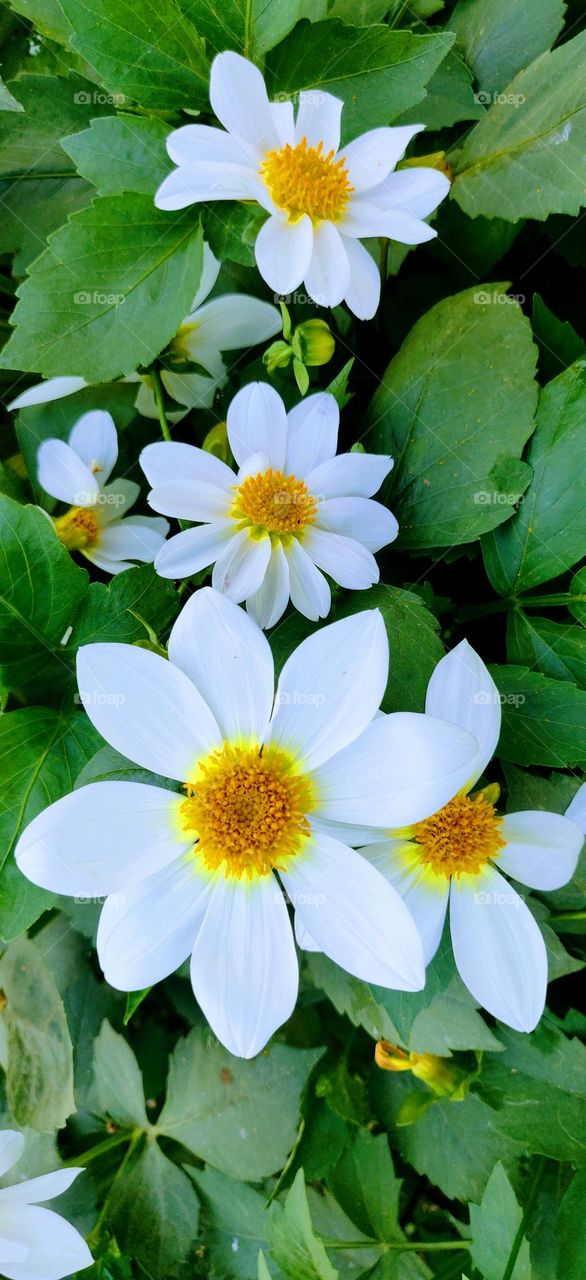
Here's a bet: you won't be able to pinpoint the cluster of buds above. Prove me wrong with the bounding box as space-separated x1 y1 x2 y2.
263 302 335 394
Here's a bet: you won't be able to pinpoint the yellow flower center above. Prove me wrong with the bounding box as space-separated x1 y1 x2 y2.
181 743 316 880
53 506 100 551
232 469 318 538
412 789 505 879
261 137 353 224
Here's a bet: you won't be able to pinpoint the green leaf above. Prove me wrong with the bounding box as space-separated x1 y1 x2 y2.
489 664 586 768
0 706 99 937
0 76 23 112
0 496 87 687
190 1167 279 1279
62 115 172 197
365 285 537 549
157 1028 322 1180
475 1023 586 1163
372 1071 522 1201
0 935 75 1130
469 1163 531 1280
91 1020 149 1128
58 0 209 112
63 564 178 650
483 361 586 595
5 0 73 44
451 0 566 95
452 31 586 221
532 294 585 384
0 74 110 273
393 48 485 130
568 566 586 626
507 612 586 688
329 1130 401 1242
557 1168 586 1280
1 197 204 383
184 0 327 59
267 1169 338 1280
110 1139 200 1280
268 22 454 140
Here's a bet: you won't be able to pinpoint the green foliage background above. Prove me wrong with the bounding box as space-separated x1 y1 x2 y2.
0 0 585 1277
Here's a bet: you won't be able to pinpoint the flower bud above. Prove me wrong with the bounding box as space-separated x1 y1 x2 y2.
202 421 230 464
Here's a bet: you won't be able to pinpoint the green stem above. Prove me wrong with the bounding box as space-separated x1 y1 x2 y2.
87 1131 143 1249
501 1158 546 1280
61 1131 131 1167
319 1238 470 1253
150 366 172 442
549 909 586 923
518 592 585 608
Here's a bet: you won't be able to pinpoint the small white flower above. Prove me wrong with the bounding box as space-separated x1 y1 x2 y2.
155 52 450 320
38 410 169 575
7 245 281 420
0 1130 92 1280
141 381 398 626
357 640 585 1032
15 589 480 1058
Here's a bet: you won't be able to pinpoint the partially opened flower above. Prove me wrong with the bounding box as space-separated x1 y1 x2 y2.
38 410 169 574
16 589 480 1058
8 244 281 420
142 381 398 627
359 641 585 1032
155 52 450 319
0 1130 92 1280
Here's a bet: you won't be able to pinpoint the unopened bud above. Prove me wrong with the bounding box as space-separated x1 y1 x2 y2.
294 319 335 367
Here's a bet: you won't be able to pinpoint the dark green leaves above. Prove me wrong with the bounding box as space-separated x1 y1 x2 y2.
483 361 586 595
366 285 537 548
490 665 586 768
0 935 75 1129
1 198 203 382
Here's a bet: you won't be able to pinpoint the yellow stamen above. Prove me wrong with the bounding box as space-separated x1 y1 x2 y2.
412 788 505 879
181 743 316 880
232 469 318 538
261 137 353 224
53 506 100 551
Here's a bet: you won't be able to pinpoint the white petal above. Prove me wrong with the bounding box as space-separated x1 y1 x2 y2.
37 439 98 505
8 377 87 411
295 916 320 952
168 586 274 743
76 644 221 780
227 382 288 470
0 1133 24 1179
94 517 168 565
154 521 234 579
97 856 214 990
340 124 424 191
161 368 222 410
98 479 139 522
166 123 253 168
361 840 449 964
285 392 339 477
313 712 479 828
15 782 188 895
192 294 281 351
155 162 261 210
271 100 295 146
340 198 438 243
211 528 272 603
190 874 298 1058
147 481 231 522
311 815 392 846
189 239 221 310
282 833 424 989
565 782 586 832
302 527 380 589
450 866 548 1032
373 166 451 219
305 451 393 498
316 496 398 551
68 410 117 484
268 609 388 771
304 222 350 308
0 1168 83 1205
246 542 290 630
425 639 501 787
284 538 330 621
342 236 381 321
210 51 279 154
0 1204 92 1280
254 214 314 296
141 440 234 491
498 811 583 891
295 91 343 153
